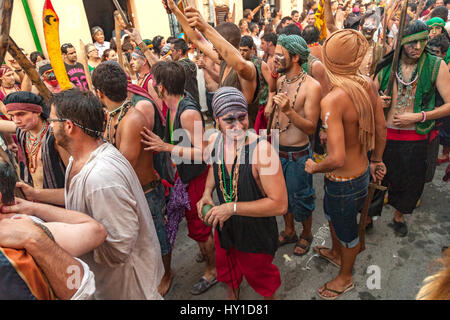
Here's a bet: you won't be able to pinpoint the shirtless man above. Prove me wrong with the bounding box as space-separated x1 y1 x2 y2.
261 33 278 71
373 20 450 236
164 0 259 126
0 91 68 189
305 29 387 300
91 61 174 297
271 34 322 257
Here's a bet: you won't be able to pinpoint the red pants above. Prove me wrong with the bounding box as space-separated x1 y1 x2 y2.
214 231 281 297
185 167 212 242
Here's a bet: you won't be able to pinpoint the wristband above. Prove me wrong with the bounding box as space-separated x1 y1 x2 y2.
233 202 237 215
420 111 426 123
370 160 382 163
271 71 279 79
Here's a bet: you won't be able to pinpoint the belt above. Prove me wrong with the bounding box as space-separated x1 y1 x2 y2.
279 148 309 161
142 179 161 193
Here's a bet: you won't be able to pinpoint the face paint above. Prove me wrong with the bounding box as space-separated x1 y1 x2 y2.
323 112 330 129
274 53 288 74
362 17 377 40
404 39 427 60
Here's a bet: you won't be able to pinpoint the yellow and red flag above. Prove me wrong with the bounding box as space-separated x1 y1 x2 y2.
315 0 327 42
43 0 71 90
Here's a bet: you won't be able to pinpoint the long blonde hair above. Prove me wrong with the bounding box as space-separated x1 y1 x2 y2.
416 249 450 300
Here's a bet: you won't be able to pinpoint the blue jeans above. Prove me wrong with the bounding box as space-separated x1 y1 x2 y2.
145 183 171 255
280 147 315 223
323 168 370 248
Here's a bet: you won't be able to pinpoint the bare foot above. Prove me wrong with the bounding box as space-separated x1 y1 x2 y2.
158 269 175 297
314 246 341 267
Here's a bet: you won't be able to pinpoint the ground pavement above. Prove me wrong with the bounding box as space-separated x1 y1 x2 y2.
164 148 450 300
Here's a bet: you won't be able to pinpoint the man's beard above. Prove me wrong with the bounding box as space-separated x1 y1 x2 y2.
54 128 70 150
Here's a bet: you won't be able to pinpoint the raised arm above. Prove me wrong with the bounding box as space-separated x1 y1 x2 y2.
184 6 256 82
164 0 219 64
324 0 339 34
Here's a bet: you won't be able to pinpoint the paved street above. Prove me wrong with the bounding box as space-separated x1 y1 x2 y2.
165 151 450 300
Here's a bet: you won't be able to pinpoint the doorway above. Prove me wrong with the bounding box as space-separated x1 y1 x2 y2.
82 0 129 42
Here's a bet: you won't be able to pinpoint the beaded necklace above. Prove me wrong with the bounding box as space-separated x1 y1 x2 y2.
275 71 307 134
25 120 50 174
106 100 131 146
218 132 248 203
395 60 418 112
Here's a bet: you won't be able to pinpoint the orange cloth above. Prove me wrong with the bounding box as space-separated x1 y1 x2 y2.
322 29 375 154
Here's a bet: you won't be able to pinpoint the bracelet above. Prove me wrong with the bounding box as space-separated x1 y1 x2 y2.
420 111 427 123
271 71 279 79
233 202 237 215
370 160 382 163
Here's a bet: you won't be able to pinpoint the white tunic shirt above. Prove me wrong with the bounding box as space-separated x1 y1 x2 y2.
65 143 164 300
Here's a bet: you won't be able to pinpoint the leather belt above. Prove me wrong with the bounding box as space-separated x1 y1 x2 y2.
142 179 161 193
279 148 309 161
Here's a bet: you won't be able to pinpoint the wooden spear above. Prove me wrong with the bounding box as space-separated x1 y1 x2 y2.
79 39 94 92
7 36 52 102
115 14 124 70
0 0 14 66
385 0 409 102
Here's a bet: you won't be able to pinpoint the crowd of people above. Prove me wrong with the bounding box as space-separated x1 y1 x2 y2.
0 0 449 300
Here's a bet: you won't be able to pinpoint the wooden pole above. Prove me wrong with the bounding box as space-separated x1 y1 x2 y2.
115 15 124 70
8 36 52 102
414 0 425 20
385 0 409 101
0 0 14 66
79 39 94 92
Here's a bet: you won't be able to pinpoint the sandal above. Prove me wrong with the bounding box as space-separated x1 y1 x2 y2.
314 246 341 268
437 155 449 165
277 231 298 247
190 276 218 295
293 235 313 256
317 281 354 300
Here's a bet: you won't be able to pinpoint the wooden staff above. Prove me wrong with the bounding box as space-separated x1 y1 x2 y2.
358 182 387 252
115 15 124 69
0 0 14 66
0 143 25 199
385 0 409 102
381 0 396 56
79 39 94 92
7 37 52 102
231 2 236 24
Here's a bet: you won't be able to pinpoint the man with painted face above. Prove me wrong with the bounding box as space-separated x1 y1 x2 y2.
373 20 450 236
37 60 62 94
359 10 383 77
270 34 322 257
197 86 287 300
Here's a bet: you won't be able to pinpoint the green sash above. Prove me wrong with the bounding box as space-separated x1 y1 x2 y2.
378 52 442 135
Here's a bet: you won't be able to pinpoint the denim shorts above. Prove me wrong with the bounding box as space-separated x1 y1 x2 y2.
323 168 369 248
280 147 315 222
145 183 171 255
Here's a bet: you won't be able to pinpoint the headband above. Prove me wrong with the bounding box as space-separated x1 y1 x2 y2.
6 103 43 114
212 87 248 119
401 30 429 46
426 17 445 28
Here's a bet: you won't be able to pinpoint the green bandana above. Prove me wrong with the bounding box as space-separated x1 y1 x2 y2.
426 17 446 28
277 34 310 61
401 30 429 46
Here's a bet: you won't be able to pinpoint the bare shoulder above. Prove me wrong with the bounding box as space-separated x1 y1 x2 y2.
321 87 347 111
304 74 321 92
122 107 147 128
180 108 203 123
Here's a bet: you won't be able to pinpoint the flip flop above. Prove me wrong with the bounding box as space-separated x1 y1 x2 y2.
314 246 341 268
293 235 313 256
278 231 298 247
317 281 355 300
190 276 218 295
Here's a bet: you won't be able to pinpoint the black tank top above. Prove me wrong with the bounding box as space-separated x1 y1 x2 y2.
212 135 278 256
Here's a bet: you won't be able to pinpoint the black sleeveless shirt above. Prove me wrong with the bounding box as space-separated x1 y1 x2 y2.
212 136 278 256
165 91 207 184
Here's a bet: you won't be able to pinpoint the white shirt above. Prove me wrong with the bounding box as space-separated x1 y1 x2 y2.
94 41 110 58
65 143 164 300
